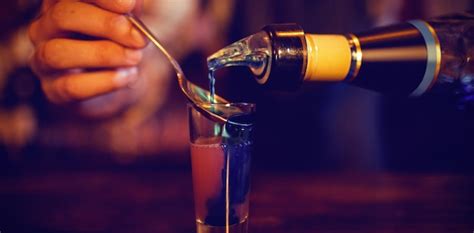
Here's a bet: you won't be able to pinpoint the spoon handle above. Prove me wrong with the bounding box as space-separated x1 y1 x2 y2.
125 14 184 76
125 14 230 124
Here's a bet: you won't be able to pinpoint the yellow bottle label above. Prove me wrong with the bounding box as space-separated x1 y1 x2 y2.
304 34 352 82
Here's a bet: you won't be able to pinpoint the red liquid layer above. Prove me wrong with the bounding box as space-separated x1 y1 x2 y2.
191 139 249 226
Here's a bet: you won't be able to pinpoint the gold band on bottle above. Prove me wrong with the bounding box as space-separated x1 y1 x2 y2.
346 34 362 82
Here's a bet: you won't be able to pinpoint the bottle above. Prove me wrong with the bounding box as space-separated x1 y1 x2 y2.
207 12 474 101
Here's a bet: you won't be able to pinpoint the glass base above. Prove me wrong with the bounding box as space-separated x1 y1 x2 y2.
196 219 248 233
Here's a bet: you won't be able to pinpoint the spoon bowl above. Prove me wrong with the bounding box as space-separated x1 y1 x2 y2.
126 14 232 124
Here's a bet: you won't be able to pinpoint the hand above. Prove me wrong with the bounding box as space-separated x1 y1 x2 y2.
28 0 147 104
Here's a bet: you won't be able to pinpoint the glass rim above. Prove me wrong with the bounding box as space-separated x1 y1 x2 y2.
188 102 256 127
187 102 256 108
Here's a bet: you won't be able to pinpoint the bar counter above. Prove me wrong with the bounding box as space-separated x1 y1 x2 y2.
1 167 473 233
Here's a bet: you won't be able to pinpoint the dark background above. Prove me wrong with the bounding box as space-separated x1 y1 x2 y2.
1 0 474 232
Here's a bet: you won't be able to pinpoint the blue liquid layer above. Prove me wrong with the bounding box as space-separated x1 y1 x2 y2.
203 140 252 226
204 113 253 226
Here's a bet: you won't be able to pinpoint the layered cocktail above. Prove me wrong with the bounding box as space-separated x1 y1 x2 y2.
189 103 255 233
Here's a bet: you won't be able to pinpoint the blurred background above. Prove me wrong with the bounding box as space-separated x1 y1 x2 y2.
1 0 474 232
1 0 473 171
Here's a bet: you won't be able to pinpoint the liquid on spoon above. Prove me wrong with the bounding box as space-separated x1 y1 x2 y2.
126 14 231 123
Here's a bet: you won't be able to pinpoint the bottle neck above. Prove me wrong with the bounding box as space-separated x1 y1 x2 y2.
303 20 442 96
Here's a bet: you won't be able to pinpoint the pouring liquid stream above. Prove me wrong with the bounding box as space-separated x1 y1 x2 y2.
207 31 271 103
127 14 263 126
205 34 270 233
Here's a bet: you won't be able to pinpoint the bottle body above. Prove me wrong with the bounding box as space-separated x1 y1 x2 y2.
347 20 439 96
247 12 474 99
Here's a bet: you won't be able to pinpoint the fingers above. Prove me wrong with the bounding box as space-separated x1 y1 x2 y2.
29 1 146 48
132 0 144 15
33 39 142 74
83 0 137 14
42 68 138 103
29 0 147 105
33 39 142 73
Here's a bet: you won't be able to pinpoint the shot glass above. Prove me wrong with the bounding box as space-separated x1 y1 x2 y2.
188 103 255 233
